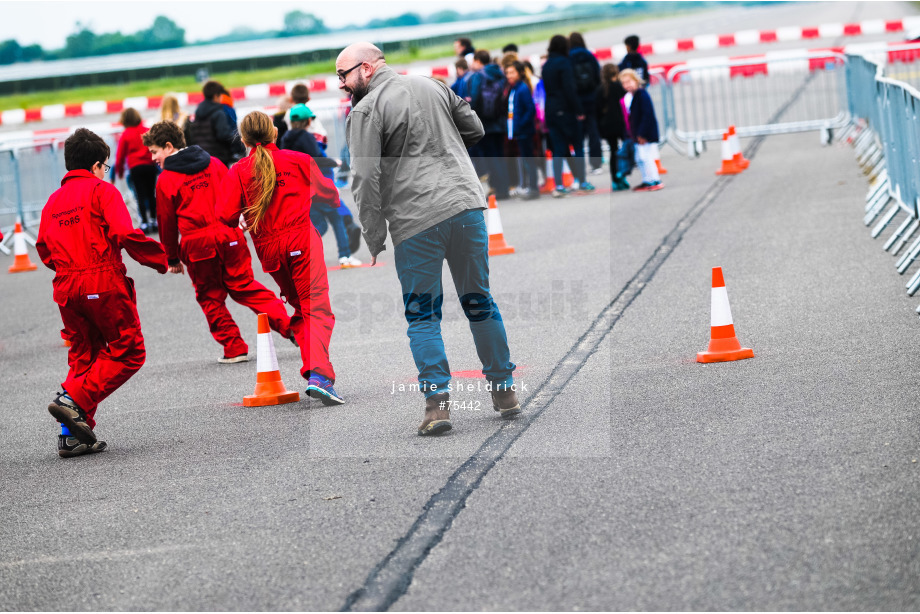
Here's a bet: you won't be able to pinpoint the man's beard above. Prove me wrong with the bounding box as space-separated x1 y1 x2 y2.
349 74 370 104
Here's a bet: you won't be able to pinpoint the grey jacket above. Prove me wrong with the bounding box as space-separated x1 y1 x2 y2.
346 65 486 257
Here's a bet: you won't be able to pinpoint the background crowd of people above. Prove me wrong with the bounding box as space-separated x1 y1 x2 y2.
446 31 662 198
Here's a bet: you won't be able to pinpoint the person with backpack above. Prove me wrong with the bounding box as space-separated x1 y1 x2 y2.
542 34 596 197
569 32 604 174
187 80 245 168
468 50 510 200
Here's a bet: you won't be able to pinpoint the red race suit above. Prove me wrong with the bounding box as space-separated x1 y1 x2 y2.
155 145 291 358
218 144 339 381
36 169 168 428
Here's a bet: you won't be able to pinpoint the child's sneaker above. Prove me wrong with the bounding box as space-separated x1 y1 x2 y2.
58 435 107 458
552 187 571 198
47 392 96 444
612 174 630 191
577 181 596 193
218 354 249 364
305 373 345 406
338 255 363 268
634 181 664 192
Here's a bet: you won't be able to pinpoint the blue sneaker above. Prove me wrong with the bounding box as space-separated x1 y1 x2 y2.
305 374 345 406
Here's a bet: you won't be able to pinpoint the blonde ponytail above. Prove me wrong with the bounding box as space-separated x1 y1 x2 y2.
239 111 277 234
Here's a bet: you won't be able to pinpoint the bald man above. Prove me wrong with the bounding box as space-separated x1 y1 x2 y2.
336 42 522 436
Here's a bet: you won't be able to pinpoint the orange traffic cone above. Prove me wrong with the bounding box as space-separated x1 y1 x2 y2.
541 152 556 193
561 158 575 187
728 126 750 170
8 222 38 273
243 313 300 407
486 194 515 256
652 142 668 174
697 267 754 363
715 133 742 176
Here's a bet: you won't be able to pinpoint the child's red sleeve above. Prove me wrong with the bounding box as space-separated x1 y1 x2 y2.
98 182 167 273
114 132 128 179
155 176 180 265
306 155 339 207
35 206 53 271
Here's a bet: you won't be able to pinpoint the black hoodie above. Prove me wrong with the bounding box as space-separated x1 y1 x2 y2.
163 145 212 175
188 99 244 167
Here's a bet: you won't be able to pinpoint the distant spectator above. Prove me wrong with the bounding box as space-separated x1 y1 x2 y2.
113 107 158 233
618 34 649 83
159 93 189 129
187 80 244 168
618 68 662 191
469 49 510 199
452 58 470 98
505 61 538 200
280 104 361 268
542 34 594 197
273 94 292 145
454 37 475 64
289 81 328 139
502 43 519 54
218 87 238 126
500 51 518 70
596 63 628 190
569 32 603 173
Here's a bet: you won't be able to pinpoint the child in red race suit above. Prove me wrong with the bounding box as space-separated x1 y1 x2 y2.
36 128 168 458
218 111 344 405
143 120 294 363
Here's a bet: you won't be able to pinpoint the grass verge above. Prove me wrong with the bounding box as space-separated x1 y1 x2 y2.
0 14 664 111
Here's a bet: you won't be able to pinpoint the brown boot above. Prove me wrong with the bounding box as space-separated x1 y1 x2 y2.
491 386 521 419
418 392 452 436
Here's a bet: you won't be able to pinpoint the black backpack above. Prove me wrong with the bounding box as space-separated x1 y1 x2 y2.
572 54 598 95
478 73 506 121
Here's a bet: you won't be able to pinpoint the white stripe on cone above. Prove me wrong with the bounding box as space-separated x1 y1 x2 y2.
487 207 503 236
710 286 734 327
256 331 279 374
721 138 733 163
13 228 29 256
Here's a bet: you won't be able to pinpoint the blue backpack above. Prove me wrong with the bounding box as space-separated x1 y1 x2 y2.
478 73 506 121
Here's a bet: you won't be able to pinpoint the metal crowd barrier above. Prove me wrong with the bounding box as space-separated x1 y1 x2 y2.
0 128 122 254
846 43 920 302
662 51 850 155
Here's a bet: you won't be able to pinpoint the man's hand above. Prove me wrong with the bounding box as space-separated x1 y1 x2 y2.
576 114 585 121
370 255 377 266
637 137 648 145
168 263 185 275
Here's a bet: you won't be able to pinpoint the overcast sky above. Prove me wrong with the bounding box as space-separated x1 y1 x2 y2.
1 0 568 49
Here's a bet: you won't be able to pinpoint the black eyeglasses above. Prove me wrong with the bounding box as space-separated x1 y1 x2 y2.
337 62 364 82
101 162 111 172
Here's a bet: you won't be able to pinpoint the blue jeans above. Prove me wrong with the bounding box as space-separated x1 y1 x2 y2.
310 203 351 259
394 209 516 398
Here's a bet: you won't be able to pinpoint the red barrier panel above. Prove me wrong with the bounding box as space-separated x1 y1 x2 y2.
64 104 83 117
886 20 904 32
106 100 123 114
718 34 736 47
677 38 695 51
801 27 820 39
759 31 778 43
843 23 862 36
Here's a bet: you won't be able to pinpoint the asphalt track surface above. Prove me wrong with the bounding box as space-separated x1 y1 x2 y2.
3 3 920 612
